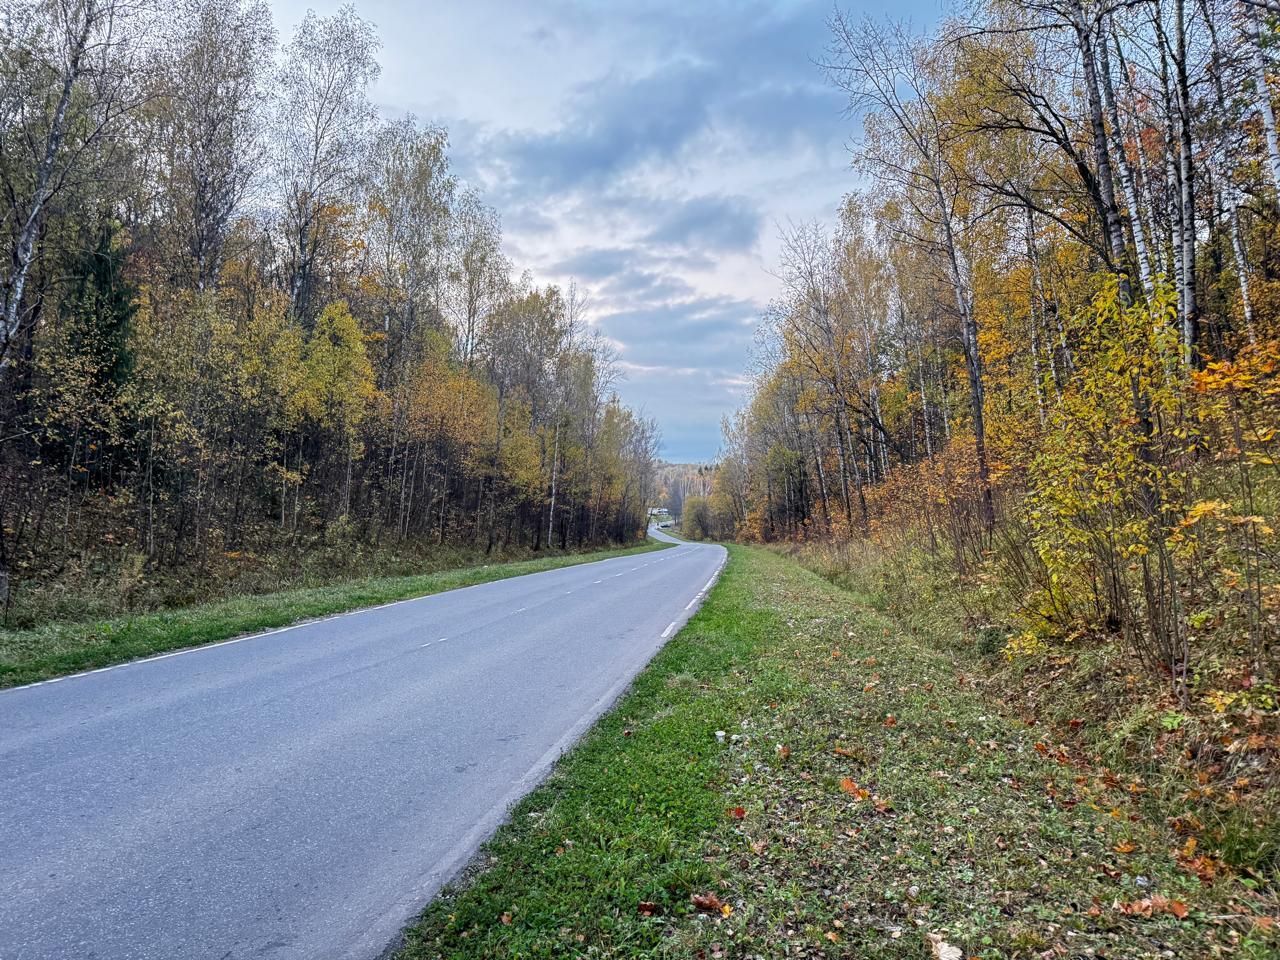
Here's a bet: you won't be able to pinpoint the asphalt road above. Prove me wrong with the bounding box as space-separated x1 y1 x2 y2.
0 529 725 960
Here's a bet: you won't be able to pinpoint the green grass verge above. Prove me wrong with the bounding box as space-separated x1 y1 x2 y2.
0 539 670 689
398 545 1277 959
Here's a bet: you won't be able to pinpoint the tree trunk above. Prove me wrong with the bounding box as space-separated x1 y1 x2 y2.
1245 1 1280 190
1100 17 1155 298
2 1 97 367
1173 0 1198 359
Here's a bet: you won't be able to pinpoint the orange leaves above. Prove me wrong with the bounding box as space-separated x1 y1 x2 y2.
840 777 869 800
1182 854 1220 883
727 806 746 820
837 777 891 811
1173 837 1221 884
1033 741 1071 764
1113 840 1137 854
882 714 897 728
776 744 791 761
1192 340 1280 395
1115 894 1190 920
691 892 732 917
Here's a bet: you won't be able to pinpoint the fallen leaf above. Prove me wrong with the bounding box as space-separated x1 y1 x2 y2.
1114 840 1136 854
840 778 869 800
637 901 659 917
691 893 726 913
824 931 840 942
728 806 746 820
1117 896 1188 920
883 715 897 728
926 932 963 960
777 744 791 760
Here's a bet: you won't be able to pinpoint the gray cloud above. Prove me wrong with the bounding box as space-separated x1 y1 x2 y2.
645 194 761 253
494 63 716 192
412 0 859 460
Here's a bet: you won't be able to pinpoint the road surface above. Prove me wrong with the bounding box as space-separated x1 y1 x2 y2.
0 529 725 960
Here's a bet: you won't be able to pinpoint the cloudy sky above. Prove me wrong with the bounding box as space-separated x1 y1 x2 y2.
279 0 944 462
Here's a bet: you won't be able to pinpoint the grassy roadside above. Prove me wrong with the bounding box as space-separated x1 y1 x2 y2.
0 539 670 689
398 545 1277 959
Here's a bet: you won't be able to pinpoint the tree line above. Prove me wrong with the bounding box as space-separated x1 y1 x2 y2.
0 0 659 622
689 0 1280 698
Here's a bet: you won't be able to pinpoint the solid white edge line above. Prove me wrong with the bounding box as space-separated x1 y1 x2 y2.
379 620 676 956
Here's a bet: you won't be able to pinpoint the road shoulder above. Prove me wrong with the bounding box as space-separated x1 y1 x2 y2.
397 545 1276 959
